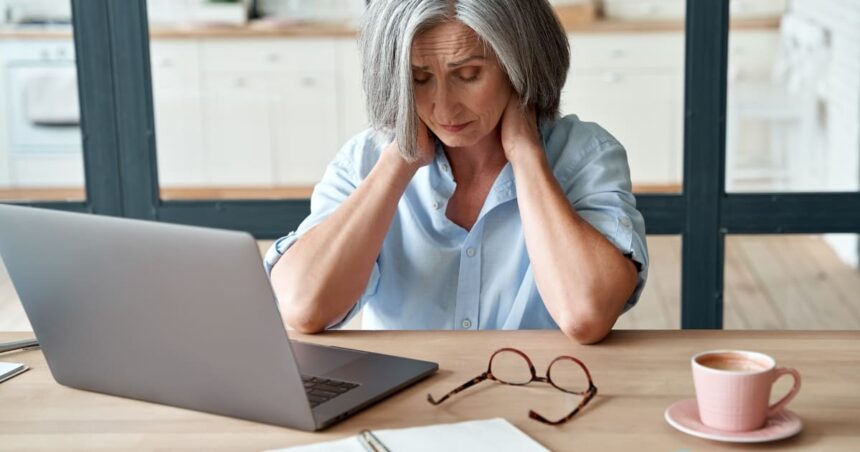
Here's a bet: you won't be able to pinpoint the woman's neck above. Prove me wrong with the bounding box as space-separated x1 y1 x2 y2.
442 124 508 183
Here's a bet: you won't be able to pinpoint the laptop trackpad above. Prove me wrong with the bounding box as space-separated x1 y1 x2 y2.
290 341 367 376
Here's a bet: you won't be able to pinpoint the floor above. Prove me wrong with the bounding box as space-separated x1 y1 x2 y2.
1 236 858 332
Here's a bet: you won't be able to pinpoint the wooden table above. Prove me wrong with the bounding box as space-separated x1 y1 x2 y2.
1 330 858 451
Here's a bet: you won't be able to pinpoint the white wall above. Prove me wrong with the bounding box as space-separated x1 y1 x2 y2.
791 0 860 268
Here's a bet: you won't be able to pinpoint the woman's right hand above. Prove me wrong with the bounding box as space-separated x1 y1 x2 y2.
383 119 437 170
413 119 437 167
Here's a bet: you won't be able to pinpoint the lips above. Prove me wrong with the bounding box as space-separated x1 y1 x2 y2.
439 121 473 133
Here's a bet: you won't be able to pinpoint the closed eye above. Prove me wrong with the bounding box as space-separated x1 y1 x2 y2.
413 71 432 85
456 67 481 82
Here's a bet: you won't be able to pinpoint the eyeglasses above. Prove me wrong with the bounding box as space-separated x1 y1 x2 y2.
427 347 597 425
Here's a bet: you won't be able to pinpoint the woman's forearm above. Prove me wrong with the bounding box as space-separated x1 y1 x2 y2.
270 144 418 333
511 147 638 344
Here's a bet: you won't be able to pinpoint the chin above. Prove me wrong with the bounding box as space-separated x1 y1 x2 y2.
434 129 484 148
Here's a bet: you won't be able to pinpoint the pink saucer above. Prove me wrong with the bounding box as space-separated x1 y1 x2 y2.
664 398 803 443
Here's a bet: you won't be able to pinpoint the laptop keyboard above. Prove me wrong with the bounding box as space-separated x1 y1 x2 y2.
302 375 360 407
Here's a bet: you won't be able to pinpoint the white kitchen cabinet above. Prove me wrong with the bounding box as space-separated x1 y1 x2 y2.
150 40 206 187
201 73 275 186
200 38 336 73
200 38 339 188
569 32 683 70
11 153 84 187
563 71 682 185
153 93 207 187
336 38 369 147
271 72 339 185
563 32 685 187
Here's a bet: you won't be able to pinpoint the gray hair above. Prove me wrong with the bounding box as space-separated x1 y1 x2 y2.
359 0 570 161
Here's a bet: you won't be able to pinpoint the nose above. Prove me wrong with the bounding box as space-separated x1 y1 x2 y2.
432 82 461 122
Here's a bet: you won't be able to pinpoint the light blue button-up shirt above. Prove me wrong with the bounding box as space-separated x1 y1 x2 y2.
265 114 648 330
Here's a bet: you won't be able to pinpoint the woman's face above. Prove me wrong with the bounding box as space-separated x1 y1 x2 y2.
411 21 512 148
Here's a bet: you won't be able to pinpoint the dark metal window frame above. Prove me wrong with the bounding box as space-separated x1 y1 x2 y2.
14 0 860 328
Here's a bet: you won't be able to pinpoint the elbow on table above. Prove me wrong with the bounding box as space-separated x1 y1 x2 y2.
279 296 328 334
559 309 614 345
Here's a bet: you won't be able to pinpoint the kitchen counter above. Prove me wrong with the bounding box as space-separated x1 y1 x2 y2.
0 16 780 40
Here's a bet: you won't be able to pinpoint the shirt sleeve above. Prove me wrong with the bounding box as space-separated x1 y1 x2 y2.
263 130 384 329
548 118 650 312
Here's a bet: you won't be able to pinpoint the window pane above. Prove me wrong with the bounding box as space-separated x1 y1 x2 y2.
724 235 860 329
615 235 681 330
726 1 860 193
0 0 85 202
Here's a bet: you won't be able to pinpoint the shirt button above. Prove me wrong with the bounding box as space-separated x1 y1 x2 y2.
466 247 476 257
461 319 472 329
432 201 440 210
441 163 449 172
620 217 632 228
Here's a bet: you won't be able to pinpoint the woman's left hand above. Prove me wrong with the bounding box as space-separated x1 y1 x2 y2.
500 92 542 165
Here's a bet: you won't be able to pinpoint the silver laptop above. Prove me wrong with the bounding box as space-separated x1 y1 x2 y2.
0 204 437 431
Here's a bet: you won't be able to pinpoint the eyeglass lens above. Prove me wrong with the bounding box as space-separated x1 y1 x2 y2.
489 350 590 393
489 349 533 384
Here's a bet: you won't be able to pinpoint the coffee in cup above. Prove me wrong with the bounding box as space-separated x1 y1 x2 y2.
691 350 801 432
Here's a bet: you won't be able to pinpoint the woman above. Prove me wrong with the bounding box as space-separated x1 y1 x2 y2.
266 0 648 344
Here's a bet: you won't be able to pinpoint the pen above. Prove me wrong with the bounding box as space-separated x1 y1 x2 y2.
358 429 391 452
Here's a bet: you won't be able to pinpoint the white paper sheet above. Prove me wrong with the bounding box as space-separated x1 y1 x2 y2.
0 361 28 384
266 418 549 452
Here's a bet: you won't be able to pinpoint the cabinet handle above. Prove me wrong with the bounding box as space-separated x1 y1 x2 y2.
611 48 625 59
266 53 280 63
300 77 316 87
160 58 172 68
235 77 247 88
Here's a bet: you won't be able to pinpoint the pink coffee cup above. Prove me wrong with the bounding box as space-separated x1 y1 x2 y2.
691 350 801 432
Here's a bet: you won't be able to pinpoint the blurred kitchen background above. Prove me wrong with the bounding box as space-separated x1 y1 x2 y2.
0 0 858 331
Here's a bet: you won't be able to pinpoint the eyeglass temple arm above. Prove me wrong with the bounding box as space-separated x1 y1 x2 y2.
426 371 490 405
528 384 598 426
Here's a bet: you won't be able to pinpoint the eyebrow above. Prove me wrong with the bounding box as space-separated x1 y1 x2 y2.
412 55 486 71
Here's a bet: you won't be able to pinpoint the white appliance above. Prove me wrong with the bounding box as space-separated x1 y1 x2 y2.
2 41 84 187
